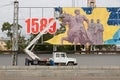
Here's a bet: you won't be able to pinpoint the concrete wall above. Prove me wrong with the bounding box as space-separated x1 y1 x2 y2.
0 66 120 80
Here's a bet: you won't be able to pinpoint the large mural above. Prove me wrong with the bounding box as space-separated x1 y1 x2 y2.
45 7 120 45
25 7 120 45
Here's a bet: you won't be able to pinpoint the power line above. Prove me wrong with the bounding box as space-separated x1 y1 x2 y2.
0 2 13 8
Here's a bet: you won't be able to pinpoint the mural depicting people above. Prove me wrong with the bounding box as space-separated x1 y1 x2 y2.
46 8 120 45
60 13 82 45
87 19 96 44
74 9 91 45
95 19 104 45
60 9 104 45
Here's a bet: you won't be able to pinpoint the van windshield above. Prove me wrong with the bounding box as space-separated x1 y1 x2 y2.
61 54 65 57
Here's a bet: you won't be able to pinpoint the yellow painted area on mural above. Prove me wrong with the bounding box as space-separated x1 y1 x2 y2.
46 8 120 45
45 24 71 45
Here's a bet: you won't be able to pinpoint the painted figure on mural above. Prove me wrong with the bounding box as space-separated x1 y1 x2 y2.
95 19 104 45
60 13 82 45
60 9 93 45
87 19 96 44
74 9 91 45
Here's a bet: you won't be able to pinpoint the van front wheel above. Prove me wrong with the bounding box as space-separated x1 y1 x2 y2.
67 62 74 66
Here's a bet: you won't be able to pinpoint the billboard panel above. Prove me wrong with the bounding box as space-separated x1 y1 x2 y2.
25 7 120 45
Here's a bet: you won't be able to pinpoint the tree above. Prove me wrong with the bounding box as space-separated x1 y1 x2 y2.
18 35 27 51
1 22 25 50
2 22 12 38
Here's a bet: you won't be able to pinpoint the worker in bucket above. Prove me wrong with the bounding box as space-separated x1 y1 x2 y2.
49 58 55 66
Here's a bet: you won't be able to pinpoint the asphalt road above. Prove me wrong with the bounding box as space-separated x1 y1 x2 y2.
0 53 120 66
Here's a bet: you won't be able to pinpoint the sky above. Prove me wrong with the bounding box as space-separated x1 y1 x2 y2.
0 0 120 39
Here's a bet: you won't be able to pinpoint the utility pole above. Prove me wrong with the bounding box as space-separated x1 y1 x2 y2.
12 0 19 66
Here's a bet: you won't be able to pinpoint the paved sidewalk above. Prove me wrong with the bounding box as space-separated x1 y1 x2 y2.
0 66 120 80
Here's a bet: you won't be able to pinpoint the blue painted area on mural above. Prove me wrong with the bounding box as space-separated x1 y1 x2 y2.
55 7 62 12
107 8 120 26
113 29 120 39
107 8 119 12
82 7 93 14
104 29 120 44
82 7 120 26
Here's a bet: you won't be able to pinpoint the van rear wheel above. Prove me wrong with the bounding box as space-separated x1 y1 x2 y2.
67 62 74 66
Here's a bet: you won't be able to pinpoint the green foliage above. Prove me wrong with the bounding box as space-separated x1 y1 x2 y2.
18 36 27 51
57 45 74 51
5 40 12 49
95 45 116 51
34 44 53 51
2 22 12 38
1 22 26 51
2 22 11 32
43 33 54 41
55 26 66 35
2 22 23 38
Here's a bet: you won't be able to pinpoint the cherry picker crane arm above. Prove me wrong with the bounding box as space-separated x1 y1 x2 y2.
24 7 62 60
24 20 56 60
